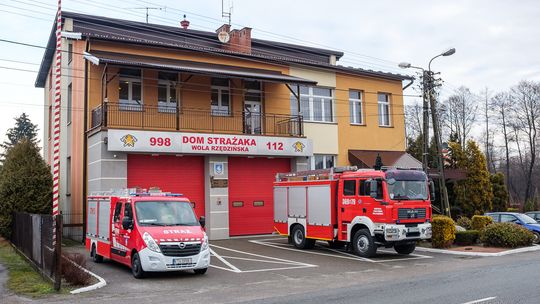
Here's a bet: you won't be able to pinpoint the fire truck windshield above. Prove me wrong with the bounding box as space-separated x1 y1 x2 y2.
387 180 428 200
135 201 199 226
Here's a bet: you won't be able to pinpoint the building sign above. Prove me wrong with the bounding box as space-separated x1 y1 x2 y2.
108 129 313 157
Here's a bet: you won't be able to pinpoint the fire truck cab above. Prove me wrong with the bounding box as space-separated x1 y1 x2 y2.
274 167 433 258
86 189 210 278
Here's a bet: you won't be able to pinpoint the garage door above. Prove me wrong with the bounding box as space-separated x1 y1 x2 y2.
228 157 290 236
127 154 205 218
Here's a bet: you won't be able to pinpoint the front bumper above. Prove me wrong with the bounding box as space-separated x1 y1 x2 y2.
139 246 210 272
382 223 432 242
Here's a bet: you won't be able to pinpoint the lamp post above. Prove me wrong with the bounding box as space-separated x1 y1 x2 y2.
399 48 456 217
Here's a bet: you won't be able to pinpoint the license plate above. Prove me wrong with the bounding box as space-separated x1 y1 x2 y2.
408 227 420 233
173 258 192 265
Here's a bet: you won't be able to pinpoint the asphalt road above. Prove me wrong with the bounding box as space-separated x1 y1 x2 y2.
36 236 540 304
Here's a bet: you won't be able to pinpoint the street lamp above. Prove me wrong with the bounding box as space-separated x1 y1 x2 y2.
398 48 456 217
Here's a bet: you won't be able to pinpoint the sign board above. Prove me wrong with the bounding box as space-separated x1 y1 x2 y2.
108 129 313 157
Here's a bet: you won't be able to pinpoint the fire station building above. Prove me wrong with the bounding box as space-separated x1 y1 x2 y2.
36 12 419 239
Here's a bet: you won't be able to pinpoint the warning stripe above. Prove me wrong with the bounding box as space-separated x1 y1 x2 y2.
52 0 62 246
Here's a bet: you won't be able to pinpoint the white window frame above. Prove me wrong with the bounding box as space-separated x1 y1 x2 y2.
310 154 336 170
292 86 334 123
349 90 363 125
119 70 143 111
67 83 72 124
157 73 179 113
211 80 231 116
378 92 391 127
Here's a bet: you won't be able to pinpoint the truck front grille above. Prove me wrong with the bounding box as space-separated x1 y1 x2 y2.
398 208 426 220
159 243 201 257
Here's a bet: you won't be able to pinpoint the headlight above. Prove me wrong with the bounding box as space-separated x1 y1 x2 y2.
386 228 399 235
201 234 209 251
143 232 161 253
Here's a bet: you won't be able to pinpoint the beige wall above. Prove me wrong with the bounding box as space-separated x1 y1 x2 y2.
303 122 339 155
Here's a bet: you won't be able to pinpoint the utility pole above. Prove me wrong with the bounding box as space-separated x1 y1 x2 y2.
422 70 430 174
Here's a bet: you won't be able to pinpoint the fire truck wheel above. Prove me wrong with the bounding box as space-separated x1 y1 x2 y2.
394 243 416 255
352 229 376 258
91 244 103 263
292 225 315 249
194 268 208 275
131 252 146 279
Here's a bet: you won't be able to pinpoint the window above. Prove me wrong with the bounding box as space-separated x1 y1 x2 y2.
113 203 122 222
67 41 73 64
358 180 367 196
349 90 363 124
310 154 335 170
290 86 334 122
118 68 142 111
158 71 178 113
378 93 391 126
124 203 133 219
343 180 356 196
66 157 71 195
211 78 230 115
67 83 72 124
500 214 517 223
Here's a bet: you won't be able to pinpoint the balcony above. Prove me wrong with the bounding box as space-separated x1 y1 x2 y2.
91 102 303 137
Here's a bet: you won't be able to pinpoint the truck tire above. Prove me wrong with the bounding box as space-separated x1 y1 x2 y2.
292 225 315 249
194 268 208 275
352 229 377 258
394 243 416 255
131 252 146 279
91 244 103 263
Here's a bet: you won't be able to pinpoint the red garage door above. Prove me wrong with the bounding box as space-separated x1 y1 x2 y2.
127 154 205 218
228 157 290 236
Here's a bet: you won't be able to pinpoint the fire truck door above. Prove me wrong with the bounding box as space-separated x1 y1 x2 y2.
111 200 129 262
340 179 358 222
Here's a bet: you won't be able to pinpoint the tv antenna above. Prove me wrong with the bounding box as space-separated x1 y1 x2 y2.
222 0 233 25
130 6 166 23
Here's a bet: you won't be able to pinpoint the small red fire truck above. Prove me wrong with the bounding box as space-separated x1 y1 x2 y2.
273 167 433 257
86 189 209 278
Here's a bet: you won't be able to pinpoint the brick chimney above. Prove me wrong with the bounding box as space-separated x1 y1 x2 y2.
216 24 252 54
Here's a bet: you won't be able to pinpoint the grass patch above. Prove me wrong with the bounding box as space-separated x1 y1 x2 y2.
0 238 56 298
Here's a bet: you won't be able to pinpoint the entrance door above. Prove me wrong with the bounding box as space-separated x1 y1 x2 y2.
228 157 291 236
244 101 262 135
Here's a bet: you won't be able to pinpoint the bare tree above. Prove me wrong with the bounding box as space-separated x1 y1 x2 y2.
491 92 513 196
405 102 423 139
442 86 478 146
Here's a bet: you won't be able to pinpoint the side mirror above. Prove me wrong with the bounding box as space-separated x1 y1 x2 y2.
369 180 378 198
429 180 436 202
122 217 133 230
199 216 206 228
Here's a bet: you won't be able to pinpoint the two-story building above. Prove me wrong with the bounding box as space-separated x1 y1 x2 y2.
36 12 420 240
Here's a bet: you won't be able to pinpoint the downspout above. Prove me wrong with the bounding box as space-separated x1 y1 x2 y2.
402 77 415 91
82 40 89 243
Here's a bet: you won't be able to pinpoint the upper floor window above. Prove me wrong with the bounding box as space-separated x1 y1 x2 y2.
211 78 230 116
349 90 363 125
158 71 178 113
67 41 73 64
290 86 334 122
67 83 72 124
310 154 335 170
378 93 391 126
119 68 142 111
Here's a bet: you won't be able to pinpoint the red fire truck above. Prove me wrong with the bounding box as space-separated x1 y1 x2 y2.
86 189 210 278
273 167 433 257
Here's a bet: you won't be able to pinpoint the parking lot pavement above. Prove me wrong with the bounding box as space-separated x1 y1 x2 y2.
47 235 513 304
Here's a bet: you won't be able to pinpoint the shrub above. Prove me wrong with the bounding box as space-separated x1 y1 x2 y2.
471 215 493 231
507 207 519 212
454 230 480 246
431 215 456 248
61 253 92 286
480 222 534 248
456 216 472 230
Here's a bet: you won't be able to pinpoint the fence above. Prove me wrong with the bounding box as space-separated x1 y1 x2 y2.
62 212 84 243
11 212 62 290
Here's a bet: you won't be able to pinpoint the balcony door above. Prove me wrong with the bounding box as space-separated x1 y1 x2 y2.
244 81 262 135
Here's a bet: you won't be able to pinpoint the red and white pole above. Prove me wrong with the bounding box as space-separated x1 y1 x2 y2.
52 0 62 246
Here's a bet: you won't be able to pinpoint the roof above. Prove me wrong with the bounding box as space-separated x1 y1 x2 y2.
91 51 317 85
35 11 412 87
348 150 422 169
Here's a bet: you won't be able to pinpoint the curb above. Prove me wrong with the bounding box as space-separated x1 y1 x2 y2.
415 244 540 257
63 257 107 294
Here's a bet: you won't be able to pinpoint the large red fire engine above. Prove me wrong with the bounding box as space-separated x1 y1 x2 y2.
273 167 433 257
86 189 209 278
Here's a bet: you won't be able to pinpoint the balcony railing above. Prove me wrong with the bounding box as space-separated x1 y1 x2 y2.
91 102 303 137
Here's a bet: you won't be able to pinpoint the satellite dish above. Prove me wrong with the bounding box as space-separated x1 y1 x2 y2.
218 31 230 43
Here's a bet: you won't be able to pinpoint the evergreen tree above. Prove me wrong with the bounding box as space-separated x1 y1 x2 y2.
1 113 39 157
0 139 52 237
373 153 384 170
490 172 509 212
453 140 494 217
406 135 423 162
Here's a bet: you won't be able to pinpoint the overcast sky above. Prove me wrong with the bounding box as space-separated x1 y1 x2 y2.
0 0 539 148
